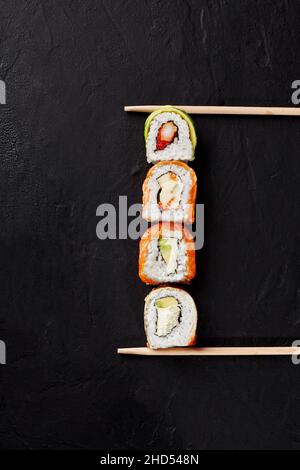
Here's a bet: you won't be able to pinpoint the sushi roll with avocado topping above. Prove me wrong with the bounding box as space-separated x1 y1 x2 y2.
139 222 195 285
144 106 197 163
142 161 197 223
144 287 197 349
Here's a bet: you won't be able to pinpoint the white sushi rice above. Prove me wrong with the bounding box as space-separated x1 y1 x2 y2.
143 162 194 222
144 287 197 349
144 228 187 283
146 112 193 163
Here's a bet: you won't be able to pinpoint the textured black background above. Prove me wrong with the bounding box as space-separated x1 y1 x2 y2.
0 0 300 450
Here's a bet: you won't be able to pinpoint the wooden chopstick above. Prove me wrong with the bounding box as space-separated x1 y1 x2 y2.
124 105 300 116
117 346 300 356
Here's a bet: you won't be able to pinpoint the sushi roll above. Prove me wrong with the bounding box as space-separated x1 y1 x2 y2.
144 287 197 349
139 222 195 285
144 106 197 163
142 161 197 223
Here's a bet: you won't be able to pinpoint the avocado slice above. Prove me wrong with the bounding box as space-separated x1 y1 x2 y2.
155 296 178 309
158 237 178 274
144 106 197 154
155 296 180 336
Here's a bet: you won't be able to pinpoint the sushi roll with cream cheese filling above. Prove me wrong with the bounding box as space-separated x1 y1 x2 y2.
144 287 197 349
139 222 195 285
142 161 197 223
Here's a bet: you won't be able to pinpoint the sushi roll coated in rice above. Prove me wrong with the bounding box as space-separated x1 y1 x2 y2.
142 161 197 223
144 106 197 163
139 222 195 285
144 287 197 349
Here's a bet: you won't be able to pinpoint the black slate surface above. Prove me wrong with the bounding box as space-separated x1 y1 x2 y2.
0 0 300 450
